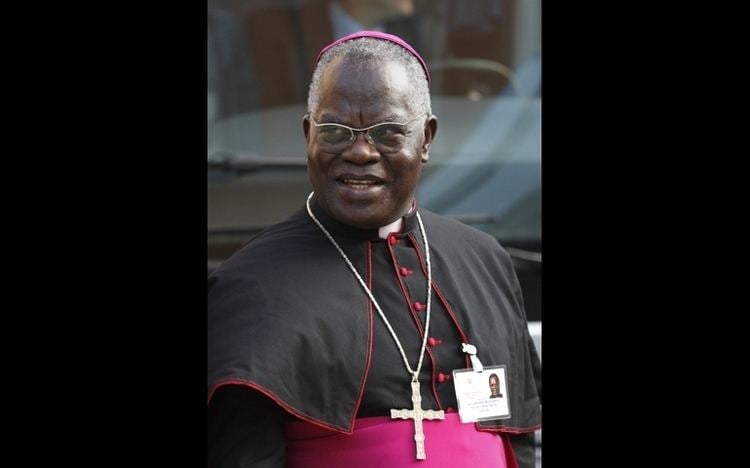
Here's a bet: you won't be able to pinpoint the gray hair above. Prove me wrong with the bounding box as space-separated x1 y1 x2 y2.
307 37 431 117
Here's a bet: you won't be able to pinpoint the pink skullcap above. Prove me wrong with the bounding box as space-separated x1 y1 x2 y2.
315 30 431 85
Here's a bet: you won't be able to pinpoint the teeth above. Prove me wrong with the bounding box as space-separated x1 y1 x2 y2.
342 179 377 185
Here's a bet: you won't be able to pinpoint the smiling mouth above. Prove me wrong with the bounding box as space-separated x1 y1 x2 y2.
337 177 384 190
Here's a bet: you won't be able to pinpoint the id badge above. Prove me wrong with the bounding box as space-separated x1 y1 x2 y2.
452 365 511 423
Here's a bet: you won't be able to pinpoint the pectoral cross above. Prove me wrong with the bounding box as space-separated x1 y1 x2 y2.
390 379 445 460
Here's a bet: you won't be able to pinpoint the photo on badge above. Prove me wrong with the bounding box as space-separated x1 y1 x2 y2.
452 365 511 423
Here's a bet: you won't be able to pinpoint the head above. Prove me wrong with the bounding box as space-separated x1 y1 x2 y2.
489 373 500 396
304 33 437 229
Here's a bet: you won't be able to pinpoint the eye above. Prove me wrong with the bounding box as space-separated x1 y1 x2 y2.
317 125 350 144
369 124 406 143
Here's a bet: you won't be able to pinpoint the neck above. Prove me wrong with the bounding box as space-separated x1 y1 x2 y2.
309 196 418 241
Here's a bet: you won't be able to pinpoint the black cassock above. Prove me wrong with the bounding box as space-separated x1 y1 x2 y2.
208 201 541 467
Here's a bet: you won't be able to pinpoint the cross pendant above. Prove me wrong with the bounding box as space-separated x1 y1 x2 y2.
390 379 445 460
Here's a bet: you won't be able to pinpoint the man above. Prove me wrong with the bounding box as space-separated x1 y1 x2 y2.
489 373 503 398
208 31 541 467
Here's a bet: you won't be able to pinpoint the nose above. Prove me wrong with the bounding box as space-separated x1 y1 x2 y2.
341 132 380 165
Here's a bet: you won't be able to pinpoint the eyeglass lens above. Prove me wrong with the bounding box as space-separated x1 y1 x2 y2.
315 122 409 152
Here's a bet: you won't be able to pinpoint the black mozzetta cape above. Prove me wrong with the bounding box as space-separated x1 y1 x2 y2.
208 202 541 437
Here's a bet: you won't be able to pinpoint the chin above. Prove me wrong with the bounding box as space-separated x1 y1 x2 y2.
339 214 384 230
326 200 388 229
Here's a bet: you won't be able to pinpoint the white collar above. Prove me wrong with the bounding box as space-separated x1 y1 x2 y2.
378 217 404 239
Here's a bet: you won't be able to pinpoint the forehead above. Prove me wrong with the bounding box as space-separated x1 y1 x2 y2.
318 57 413 121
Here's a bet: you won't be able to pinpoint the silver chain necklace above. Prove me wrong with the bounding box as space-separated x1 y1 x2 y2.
306 192 444 460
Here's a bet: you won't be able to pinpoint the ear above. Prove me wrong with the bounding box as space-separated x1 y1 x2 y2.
420 115 437 163
302 114 311 143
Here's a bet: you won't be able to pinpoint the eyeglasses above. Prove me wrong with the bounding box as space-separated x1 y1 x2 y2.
307 115 423 153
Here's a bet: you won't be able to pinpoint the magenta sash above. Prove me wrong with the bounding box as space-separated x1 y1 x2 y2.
285 412 508 467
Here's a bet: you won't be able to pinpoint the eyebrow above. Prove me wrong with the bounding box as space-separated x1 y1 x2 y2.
317 113 346 124
317 113 407 126
376 114 404 123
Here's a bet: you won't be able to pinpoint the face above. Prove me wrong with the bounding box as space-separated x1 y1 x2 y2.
489 376 499 395
304 57 437 229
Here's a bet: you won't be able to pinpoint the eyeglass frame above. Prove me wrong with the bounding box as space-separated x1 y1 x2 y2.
305 114 426 151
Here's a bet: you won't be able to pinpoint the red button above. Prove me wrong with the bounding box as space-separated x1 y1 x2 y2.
413 301 425 311
399 267 413 276
388 235 398 246
437 372 451 383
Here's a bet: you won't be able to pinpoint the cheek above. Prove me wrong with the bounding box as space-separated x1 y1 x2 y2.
395 156 424 185
307 152 339 189
307 149 331 170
